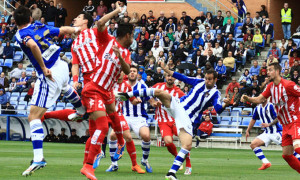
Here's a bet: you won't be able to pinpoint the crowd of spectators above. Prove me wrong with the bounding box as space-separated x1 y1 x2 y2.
44 128 89 144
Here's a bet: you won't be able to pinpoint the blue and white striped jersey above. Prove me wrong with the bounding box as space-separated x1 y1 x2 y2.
253 102 282 133
15 22 61 75
173 72 225 124
123 81 150 118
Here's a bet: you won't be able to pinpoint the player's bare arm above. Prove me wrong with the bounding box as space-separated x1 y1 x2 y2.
241 94 266 104
159 61 174 76
71 64 80 90
245 119 256 141
26 38 54 81
112 45 130 74
131 98 142 105
59 26 81 35
261 118 278 128
148 98 162 108
97 1 122 32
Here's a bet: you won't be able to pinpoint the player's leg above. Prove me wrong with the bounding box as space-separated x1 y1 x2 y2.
106 130 119 172
160 123 178 157
83 119 96 165
139 126 153 173
250 137 271 170
41 109 77 122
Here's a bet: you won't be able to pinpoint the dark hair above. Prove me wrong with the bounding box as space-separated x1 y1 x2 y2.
261 5 266 11
14 6 31 26
269 63 282 72
130 65 138 71
79 11 93 28
218 10 222 13
205 69 218 79
117 23 133 38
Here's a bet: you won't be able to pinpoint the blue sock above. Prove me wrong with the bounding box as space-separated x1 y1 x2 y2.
128 88 155 98
63 85 85 114
253 147 269 163
169 148 189 173
109 140 117 165
30 119 44 162
142 140 151 162
293 151 300 161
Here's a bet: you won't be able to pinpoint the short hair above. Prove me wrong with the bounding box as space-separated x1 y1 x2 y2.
79 11 94 28
182 11 186 14
269 63 282 72
205 69 218 79
218 10 222 13
14 6 31 26
130 65 138 71
117 23 134 38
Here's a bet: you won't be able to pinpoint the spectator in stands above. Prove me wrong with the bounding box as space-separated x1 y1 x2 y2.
153 67 164 84
194 11 206 24
151 40 164 60
222 19 234 37
266 54 278 66
2 10 9 23
157 11 168 27
0 72 9 91
213 42 223 59
267 42 281 59
242 17 254 35
44 128 58 142
253 12 262 26
107 22 117 37
129 12 139 25
290 60 300 76
173 43 188 64
80 129 90 144
253 29 263 56
168 11 178 25
261 18 273 47
10 63 25 80
97 0 107 17
239 69 252 85
212 34 225 48
174 25 183 43
0 88 7 105
259 5 269 18
7 25 17 42
231 87 241 107
183 86 189 94
40 17 47 25
282 69 291 80
223 51 235 74
8 77 16 92
108 2 116 13
57 128 68 143
56 3 67 27
145 75 154 87
281 3 293 40
13 72 28 93
162 36 173 53
212 10 224 30
235 43 247 71
226 77 240 95
30 4 42 22
68 129 80 143
3 41 13 59
118 1 127 19
0 17 7 27
202 26 214 41
289 51 300 67
192 49 204 68
0 24 7 41
60 34 72 52
291 70 299 84
138 66 147 82
46 1 57 23
215 59 226 88
180 11 192 26
134 49 145 66
196 20 205 35
2 102 15 114
249 60 261 78
243 29 253 41
166 59 176 71
147 10 156 24
192 34 204 51
244 35 256 58
165 18 176 33
83 0 95 16
283 39 294 55
204 49 217 66
195 114 213 148
279 38 287 56
223 11 234 26
203 12 213 28
24 82 34 103
203 62 214 74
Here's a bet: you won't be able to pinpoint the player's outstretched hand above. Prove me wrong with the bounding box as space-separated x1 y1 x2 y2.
112 45 121 58
223 98 230 106
132 98 142 105
260 123 270 128
240 95 248 103
115 1 122 12
43 68 54 82
72 81 79 90
152 100 162 108
158 61 166 70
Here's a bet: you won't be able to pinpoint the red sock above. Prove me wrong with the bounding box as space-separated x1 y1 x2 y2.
86 116 109 165
185 153 191 168
282 155 300 173
165 143 178 157
126 140 137 166
83 120 96 164
295 147 300 155
42 109 76 122
108 112 125 145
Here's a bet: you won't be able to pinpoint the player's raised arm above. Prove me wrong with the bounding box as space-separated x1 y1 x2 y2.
59 26 81 35
97 1 122 32
241 94 266 105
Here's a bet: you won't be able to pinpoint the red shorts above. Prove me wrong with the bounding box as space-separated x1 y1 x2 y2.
282 122 300 146
107 115 130 132
81 81 115 113
158 122 178 138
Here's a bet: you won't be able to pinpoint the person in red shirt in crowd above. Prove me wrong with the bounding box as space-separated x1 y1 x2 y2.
242 63 300 174
195 114 214 148
289 51 300 67
97 0 107 17
225 77 240 96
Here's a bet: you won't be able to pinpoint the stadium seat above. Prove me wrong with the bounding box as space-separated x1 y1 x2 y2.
18 101 27 105
65 52 72 59
4 59 13 68
66 103 73 107
222 117 231 121
231 63 236 73
10 100 18 106
0 67 2 74
254 120 262 127
231 110 240 117
11 133 22 141
56 102 66 107
230 121 240 128
11 92 19 97
243 107 253 115
10 96 19 101
235 22 243 29
55 106 64 111
220 120 230 127
231 117 242 122
48 22 55 27
236 38 243 42
0 59 4 66
13 54 23 62
241 117 252 126
232 107 242 114
20 92 27 97
65 106 73 109
220 111 230 117
47 105 55 111
17 104 27 115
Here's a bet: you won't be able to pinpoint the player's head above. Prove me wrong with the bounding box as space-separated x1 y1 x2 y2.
164 73 175 86
14 6 32 27
117 23 134 48
128 66 138 82
74 12 93 29
267 63 282 81
204 69 218 89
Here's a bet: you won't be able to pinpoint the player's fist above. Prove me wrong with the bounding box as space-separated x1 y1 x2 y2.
42 68 54 82
112 45 121 58
73 81 79 90
152 100 162 107
115 1 122 12
240 95 248 103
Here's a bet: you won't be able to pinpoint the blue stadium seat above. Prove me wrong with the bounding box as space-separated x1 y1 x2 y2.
4 59 13 68
65 52 72 59
254 120 262 127
47 106 55 111
18 101 27 105
220 111 230 116
0 67 2 73
220 120 230 127
11 92 20 97
230 121 241 128
6 92 11 99
56 102 66 107
0 59 3 66
231 63 236 73
235 22 243 29
20 92 27 97
258 38 265 48
232 107 242 114
236 38 243 42
217 29 221 34
17 104 27 115
231 110 240 117
55 106 64 111
10 96 19 101
65 106 73 109
66 103 73 107
243 107 253 115
10 100 18 106
48 22 55 27
232 117 242 122
281 55 289 60
222 117 231 121
241 117 252 126
11 133 22 141
13 54 23 62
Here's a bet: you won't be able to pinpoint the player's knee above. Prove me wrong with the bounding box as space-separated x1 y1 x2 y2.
250 143 258 149
142 134 151 142
124 135 132 142
182 144 192 151
164 137 173 144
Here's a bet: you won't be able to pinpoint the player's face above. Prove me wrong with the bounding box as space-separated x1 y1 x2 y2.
128 68 138 81
74 14 87 27
205 73 217 89
267 66 277 81
166 74 175 85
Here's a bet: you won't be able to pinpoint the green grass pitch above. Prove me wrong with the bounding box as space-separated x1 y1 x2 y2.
0 141 299 180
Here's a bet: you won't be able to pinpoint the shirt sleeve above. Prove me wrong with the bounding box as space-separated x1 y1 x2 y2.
252 107 259 120
261 83 272 99
45 25 60 37
95 27 111 44
286 81 300 97
141 84 150 101
269 103 277 119
172 72 203 86
212 91 225 114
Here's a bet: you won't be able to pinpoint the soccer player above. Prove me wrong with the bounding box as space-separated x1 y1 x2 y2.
241 63 300 173
117 62 230 180
14 6 86 176
152 73 192 175
106 71 145 173
77 3 133 180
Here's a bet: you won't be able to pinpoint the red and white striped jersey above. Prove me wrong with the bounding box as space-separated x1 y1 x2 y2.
92 28 131 92
71 28 101 74
153 83 185 124
114 80 134 115
262 78 300 125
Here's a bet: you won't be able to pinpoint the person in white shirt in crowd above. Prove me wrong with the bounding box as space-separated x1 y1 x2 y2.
0 41 4 57
9 63 25 80
174 26 183 44
202 26 214 42
252 12 262 26
213 42 223 59
197 20 205 34
151 41 164 60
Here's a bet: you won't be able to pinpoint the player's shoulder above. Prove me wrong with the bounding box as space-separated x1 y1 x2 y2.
153 82 164 88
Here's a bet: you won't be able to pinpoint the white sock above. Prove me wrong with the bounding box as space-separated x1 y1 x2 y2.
30 119 44 162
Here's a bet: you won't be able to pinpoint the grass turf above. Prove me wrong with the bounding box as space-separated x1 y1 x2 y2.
0 141 299 180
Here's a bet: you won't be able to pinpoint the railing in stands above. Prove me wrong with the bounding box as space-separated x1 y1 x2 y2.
215 0 241 21
0 0 18 15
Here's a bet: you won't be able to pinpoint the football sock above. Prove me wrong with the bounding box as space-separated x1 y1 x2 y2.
165 143 178 157
169 148 189 174
128 88 155 98
63 85 85 115
83 137 91 165
253 147 269 163
41 109 76 122
30 119 44 162
141 140 151 162
293 151 300 161
185 153 191 168
282 154 300 173
108 113 125 145
126 140 137 166
109 140 118 166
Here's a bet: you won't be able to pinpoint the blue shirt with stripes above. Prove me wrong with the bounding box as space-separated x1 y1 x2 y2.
252 102 282 134
173 72 225 124
123 81 150 119
15 22 61 75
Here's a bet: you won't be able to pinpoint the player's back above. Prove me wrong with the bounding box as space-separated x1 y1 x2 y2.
15 22 61 75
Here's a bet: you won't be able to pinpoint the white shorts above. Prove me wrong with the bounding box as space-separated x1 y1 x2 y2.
31 59 70 109
257 131 282 147
125 116 148 138
164 97 193 136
